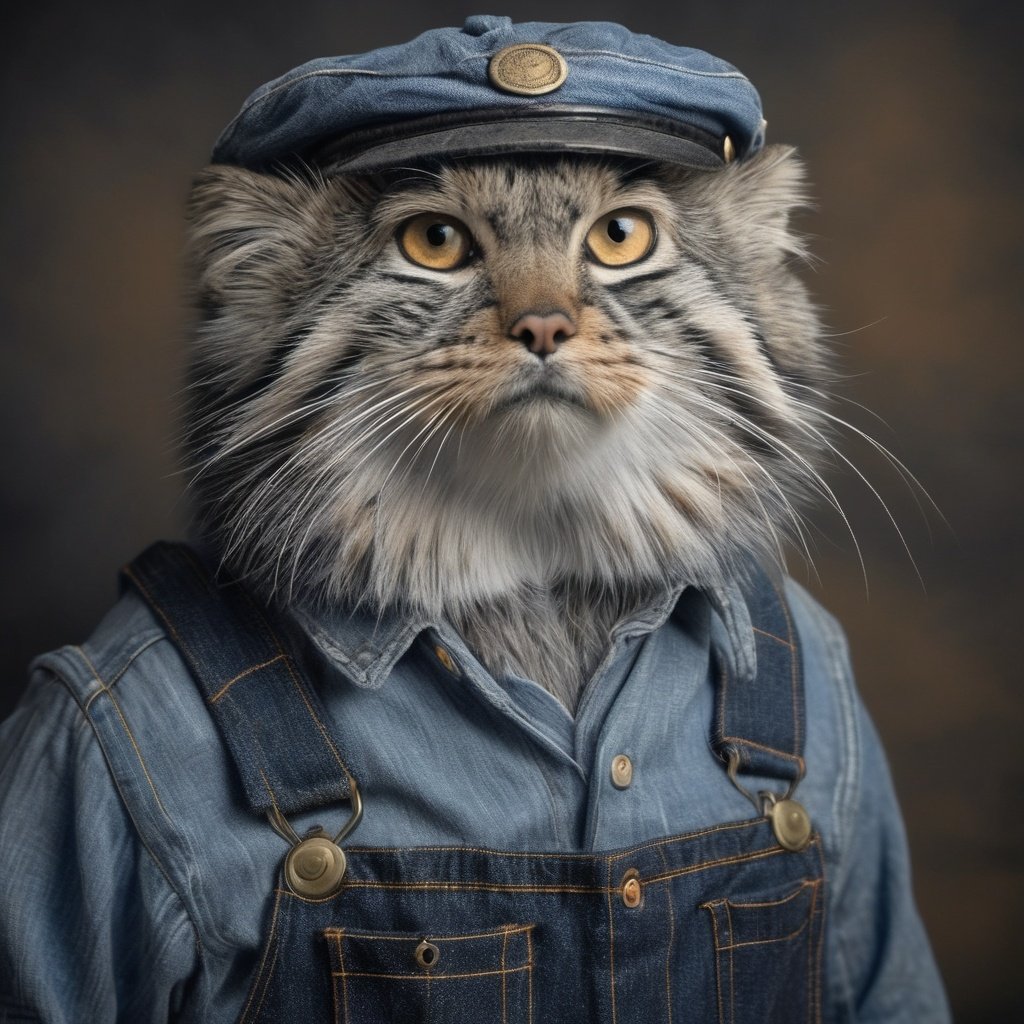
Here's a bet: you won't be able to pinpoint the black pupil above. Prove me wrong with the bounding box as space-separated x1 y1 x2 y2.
426 223 451 247
607 217 632 243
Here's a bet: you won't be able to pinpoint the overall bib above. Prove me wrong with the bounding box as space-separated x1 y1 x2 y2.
125 544 824 1024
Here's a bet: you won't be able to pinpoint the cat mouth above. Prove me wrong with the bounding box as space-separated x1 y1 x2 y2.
492 376 589 414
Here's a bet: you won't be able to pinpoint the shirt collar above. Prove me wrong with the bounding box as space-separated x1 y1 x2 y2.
292 573 757 691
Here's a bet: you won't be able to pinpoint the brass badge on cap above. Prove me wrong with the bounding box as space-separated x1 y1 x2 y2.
488 43 568 96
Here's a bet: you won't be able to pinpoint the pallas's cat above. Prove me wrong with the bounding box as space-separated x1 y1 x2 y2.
186 150 821 710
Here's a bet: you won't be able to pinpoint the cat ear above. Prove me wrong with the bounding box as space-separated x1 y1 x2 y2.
185 165 328 315
707 144 811 262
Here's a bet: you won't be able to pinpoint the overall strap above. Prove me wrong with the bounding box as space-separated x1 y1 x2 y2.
121 541 357 818
710 560 805 790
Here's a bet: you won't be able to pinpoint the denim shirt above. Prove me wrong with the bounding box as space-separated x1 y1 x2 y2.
0 564 949 1023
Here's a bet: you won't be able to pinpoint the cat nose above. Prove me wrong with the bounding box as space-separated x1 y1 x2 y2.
508 311 577 358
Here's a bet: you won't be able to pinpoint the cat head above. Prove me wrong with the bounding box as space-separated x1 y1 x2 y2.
184 147 823 615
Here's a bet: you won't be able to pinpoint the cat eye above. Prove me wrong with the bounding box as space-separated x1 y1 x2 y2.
585 208 656 267
397 213 474 271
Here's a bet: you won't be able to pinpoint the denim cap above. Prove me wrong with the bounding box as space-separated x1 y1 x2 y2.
211 15 766 175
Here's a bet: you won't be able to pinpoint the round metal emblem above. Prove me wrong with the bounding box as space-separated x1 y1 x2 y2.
769 798 812 852
284 836 347 898
488 44 568 96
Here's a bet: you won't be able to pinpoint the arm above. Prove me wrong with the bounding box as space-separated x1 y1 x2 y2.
0 669 197 1023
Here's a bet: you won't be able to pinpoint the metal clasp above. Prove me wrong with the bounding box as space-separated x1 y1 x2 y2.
725 747 812 852
267 778 363 898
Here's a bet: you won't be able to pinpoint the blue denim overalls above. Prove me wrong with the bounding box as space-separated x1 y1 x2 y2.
124 543 824 1023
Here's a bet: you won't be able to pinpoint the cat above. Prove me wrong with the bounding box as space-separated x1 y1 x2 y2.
185 148 823 711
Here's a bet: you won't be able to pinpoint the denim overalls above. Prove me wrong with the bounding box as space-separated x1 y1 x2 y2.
124 543 824 1024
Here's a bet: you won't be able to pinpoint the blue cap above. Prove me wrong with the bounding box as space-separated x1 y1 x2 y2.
212 15 766 174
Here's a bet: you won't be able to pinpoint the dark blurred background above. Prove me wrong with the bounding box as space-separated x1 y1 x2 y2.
1 1 1020 1018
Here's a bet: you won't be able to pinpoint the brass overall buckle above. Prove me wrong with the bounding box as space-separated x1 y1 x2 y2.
267 779 364 898
725 747 812 853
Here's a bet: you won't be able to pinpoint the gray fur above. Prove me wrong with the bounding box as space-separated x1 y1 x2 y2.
183 148 824 710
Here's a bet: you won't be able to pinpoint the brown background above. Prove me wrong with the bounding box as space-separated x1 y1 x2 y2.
1 1 1020 1018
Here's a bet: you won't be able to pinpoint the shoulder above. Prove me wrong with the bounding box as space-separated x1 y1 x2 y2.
7 583 279 956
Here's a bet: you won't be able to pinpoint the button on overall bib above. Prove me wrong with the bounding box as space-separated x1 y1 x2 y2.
125 544 824 1024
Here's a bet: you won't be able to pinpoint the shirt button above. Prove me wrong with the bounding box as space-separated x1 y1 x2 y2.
433 644 460 675
610 754 633 789
621 869 642 908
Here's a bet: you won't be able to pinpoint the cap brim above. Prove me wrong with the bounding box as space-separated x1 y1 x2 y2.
313 107 727 174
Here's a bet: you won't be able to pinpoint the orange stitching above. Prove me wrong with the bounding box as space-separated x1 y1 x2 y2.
232 580 354 785
716 913 812 951
121 566 201 666
725 902 735 1024
806 884 814 1024
338 927 350 1024
528 929 536 1024
208 654 287 704
812 843 827 1024
256 766 286 827
83 635 165 710
704 904 725 1024
718 735 805 765
239 888 283 1024
339 881 600 895
656 844 674 1024
501 925 509 1024
323 925 534 943
724 880 816 910
641 842 806 886
526 927 534 1024
277 842 816 902
330 965 532 981
765 575 802 754
343 817 763 860
606 856 618 1024
73 647 173 825
605 818 765 862
752 626 794 648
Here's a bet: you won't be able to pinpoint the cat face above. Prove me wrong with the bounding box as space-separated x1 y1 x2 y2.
185 148 823 611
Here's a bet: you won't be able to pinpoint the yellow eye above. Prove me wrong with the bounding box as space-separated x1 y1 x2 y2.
398 214 474 270
585 208 655 267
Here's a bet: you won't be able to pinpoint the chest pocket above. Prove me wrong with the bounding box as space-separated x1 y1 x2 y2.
701 878 824 1024
324 923 535 1024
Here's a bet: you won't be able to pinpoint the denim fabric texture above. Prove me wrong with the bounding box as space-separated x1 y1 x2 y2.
0 543 950 1022
211 15 766 172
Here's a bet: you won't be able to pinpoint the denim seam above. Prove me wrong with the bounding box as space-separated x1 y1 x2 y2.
72 647 174 825
656 843 675 1024
239 887 283 1024
717 735 805 765
81 635 165 709
327 840 797 895
331 965 531 981
764 574 802 754
605 855 618 1024
752 626 793 648
526 928 534 1024
207 654 287 704
725 902 736 1023
501 925 509 1024
325 925 534 943
338 814 767 860
225 563 357 788
812 838 827 1024
721 879 817 910
46 659 207 982
705 905 725 1024
715 905 814 950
